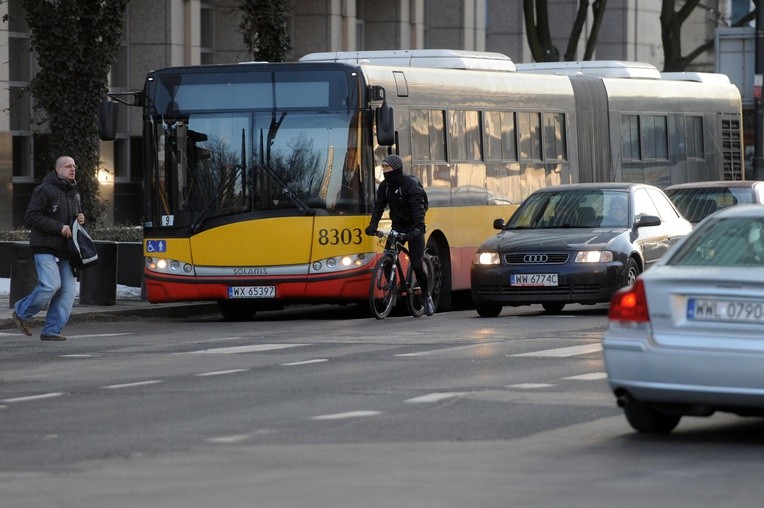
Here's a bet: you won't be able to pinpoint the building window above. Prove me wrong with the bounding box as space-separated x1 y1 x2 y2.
8 0 35 179
200 2 214 64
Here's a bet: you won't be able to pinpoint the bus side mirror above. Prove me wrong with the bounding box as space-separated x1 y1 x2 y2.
98 98 118 141
376 101 395 146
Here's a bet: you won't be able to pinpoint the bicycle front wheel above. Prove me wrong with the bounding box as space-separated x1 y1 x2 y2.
406 255 435 318
369 254 398 319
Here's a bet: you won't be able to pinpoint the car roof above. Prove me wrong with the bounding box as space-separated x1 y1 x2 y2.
666 180 764 190
708 203 764 218
531 182 645 193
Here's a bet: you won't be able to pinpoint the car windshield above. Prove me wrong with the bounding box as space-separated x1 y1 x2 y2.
506 189 630 229
668 217 764 266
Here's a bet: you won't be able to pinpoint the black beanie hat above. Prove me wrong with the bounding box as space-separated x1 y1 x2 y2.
382 154 403 172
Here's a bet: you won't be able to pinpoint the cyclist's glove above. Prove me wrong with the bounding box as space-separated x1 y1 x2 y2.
364 225 377 236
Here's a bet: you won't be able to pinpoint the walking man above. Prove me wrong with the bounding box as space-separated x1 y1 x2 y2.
12 156 85 341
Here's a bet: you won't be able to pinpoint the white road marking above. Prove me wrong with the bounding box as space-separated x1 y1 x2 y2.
178 344 307 354
563 372 608 381
60 354 93 358
102 380 163 389
196 369 249 377
510 343 602 357
205 429 277 443
506 383 554 389
280 359 328 366
405 392 465 403
310 410 382 420
396 343 501 357
2 392 64 403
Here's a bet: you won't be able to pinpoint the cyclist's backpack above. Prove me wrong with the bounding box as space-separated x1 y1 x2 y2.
408 174 429 212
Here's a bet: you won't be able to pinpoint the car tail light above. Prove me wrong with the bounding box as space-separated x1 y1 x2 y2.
608 279 649 323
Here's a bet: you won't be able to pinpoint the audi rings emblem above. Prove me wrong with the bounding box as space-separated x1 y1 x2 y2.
523 254 549 263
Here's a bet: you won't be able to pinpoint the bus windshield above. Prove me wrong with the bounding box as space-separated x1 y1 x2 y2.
143 67 365 229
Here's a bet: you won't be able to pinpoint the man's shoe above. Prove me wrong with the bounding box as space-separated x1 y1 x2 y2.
424 294 435 316
12 311 32 336
40 334 66 341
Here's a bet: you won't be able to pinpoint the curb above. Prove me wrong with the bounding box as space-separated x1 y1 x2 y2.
0 302 220 331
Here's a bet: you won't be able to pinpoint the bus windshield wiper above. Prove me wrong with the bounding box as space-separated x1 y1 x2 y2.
189 165 243 233
256 163 316 216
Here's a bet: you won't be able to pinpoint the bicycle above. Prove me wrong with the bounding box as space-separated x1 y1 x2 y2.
368 229 435 319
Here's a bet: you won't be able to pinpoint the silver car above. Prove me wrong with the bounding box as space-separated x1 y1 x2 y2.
603 205 764 433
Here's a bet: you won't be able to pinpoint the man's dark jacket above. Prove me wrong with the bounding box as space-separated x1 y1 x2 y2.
25 171 81 258
369 174 427 234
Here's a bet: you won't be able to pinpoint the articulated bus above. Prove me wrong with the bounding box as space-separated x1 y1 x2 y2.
99 49 743 319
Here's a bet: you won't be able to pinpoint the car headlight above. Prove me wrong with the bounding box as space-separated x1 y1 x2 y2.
575 251 613 263
473 252 501 265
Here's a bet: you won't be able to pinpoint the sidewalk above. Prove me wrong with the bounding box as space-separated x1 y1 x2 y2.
0 278 219 331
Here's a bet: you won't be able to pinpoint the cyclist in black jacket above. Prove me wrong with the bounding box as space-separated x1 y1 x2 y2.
365 154 435 316
12 156 85 341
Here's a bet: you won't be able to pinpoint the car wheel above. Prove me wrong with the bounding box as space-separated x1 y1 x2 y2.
475 303 502 317
625 257 640 286
623 403 681 434
542 302 565 314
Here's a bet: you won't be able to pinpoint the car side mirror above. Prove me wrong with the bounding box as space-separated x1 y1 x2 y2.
493 218 506 230
635 214 661 228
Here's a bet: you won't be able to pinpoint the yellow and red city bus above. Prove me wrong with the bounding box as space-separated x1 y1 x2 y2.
99 50 742 319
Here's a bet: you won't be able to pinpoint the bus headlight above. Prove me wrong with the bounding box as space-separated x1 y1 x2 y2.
309 253 374 274
146 256 196 276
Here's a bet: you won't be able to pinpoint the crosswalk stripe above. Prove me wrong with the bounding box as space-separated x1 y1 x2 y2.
178 344 307 354
310 410 382 420
563 372 608 381
1 392 64 403
510 343 602 357
405 392 465 403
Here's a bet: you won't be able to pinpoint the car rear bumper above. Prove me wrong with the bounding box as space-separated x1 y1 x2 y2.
604 334 764 412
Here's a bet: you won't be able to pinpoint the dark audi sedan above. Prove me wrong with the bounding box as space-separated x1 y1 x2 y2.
470 183 692 317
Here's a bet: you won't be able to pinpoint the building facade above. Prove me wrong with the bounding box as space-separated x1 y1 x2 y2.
0 0 731 228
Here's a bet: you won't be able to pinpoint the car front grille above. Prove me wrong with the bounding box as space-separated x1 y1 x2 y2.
505 253 570 265
475 285 604 298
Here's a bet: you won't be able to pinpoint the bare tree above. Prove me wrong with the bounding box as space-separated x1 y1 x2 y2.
661 0 757 71
523 0 608 62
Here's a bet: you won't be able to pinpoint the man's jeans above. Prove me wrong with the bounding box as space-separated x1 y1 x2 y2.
14 253 77 336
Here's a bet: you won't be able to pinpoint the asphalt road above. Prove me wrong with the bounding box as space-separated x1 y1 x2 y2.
1 303 762 508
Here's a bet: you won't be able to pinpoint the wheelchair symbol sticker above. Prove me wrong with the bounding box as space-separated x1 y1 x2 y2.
146 240 166 253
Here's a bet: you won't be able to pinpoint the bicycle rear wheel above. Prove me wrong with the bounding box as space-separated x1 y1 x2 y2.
406 255 434 318
369 254 398 319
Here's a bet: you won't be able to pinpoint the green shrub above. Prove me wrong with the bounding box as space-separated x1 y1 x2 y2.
0 227 142 242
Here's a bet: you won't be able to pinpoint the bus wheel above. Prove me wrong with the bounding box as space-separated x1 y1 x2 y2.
218 300 257 321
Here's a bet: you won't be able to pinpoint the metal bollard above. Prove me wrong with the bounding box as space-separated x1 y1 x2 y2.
9 242 37 308
79 241 118 306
